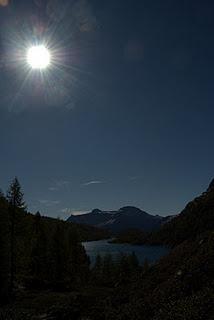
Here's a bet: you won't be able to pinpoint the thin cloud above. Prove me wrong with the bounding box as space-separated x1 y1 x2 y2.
38 200 60 207
61 208 88 216
49 180 70 191
82 180 104 186
56 180 70 187
49 187 58 191
129 176 143 181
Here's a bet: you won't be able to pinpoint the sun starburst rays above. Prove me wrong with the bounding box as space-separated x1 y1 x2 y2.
0 9 95 113
27 45 51 69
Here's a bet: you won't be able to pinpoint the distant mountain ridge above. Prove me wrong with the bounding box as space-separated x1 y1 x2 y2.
67 206 171 233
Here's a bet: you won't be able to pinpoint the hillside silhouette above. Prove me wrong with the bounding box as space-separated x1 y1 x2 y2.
0 178 213 319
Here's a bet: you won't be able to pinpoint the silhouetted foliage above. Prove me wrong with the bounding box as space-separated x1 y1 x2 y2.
6 177 26 295
0 196 10 303
0 178 214 320
28 212 48 289
0 188 4 199
147 181 214 247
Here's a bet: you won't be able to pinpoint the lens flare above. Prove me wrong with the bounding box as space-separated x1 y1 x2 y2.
27 45 51 69
0 0 9 7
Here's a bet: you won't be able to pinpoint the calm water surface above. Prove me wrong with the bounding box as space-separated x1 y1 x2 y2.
82 239 169 266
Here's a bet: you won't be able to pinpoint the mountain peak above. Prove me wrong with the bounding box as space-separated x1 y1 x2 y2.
207 178 214 192
119 206 140 210
91 209 102 214
118 206 143 214
68 206 165 233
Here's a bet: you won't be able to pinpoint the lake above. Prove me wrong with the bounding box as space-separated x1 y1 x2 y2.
82 239 169 266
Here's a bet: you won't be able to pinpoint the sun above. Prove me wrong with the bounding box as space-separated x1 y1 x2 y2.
27 45 51 69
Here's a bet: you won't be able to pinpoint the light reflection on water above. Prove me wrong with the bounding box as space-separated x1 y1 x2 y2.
82 239 169 266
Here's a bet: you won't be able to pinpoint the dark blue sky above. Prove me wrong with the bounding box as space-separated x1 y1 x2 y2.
0 0 214 218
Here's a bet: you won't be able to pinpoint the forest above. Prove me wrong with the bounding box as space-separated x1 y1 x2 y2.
0 177 214 320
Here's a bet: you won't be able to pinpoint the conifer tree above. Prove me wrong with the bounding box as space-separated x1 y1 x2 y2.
0 188 4 199
0 201 10 302
66 229 89 286
91 254 103 285
102 254 114 286
117 254 131 286
29 212 48 288
7 177 26 294
142 258 149 274
49 223 67 289
128 252 139 269
94 254 102 272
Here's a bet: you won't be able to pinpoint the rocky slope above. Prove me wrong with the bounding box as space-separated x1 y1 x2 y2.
147 179 214 246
